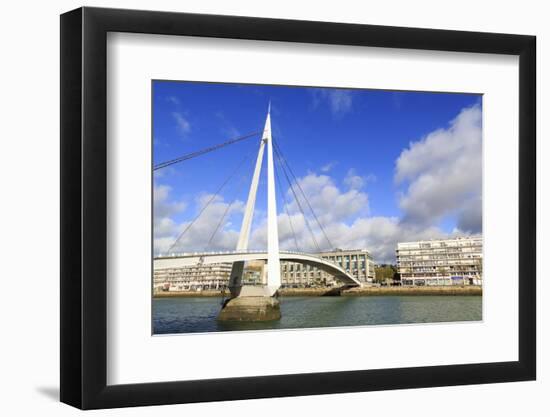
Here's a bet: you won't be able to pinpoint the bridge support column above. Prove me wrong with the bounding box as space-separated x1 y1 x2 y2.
218 295 281 322
228 261 245 298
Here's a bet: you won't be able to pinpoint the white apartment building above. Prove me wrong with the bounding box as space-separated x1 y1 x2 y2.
153 263 232 292
281 249 375 287
396 236 483 286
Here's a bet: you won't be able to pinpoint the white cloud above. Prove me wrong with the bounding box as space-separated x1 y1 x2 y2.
343 168 374 190
154 184 186 220
153 185 245 255
327 90 353 114
327 217 450 263
244 173 369 252
457 195 482 233
153 184 187 254
321 161 337 172
311 89 353 116
167 96 180 105
287 173 369 225
172 112 191 135
395 104 482 231
247 199 452 263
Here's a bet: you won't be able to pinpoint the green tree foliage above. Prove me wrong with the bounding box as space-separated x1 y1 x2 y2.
374 264 398 283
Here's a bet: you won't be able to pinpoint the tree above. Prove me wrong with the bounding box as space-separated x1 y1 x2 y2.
374 264 398 283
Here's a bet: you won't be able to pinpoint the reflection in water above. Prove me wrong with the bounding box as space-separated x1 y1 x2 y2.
152 295 482 335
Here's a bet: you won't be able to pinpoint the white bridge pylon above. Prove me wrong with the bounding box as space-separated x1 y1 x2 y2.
229 104 280 296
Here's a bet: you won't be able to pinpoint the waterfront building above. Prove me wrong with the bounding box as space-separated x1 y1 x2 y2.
396 236 483 286
153 263 232 292
154 248 375 291
281 249 375 287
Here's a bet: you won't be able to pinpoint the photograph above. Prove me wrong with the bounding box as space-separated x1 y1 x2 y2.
152 81 483 334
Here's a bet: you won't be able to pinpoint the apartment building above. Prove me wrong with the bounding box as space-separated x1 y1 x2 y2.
153 263 232 292
396 236 482 286
281 248 375 287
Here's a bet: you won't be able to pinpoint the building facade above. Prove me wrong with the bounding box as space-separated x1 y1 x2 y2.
396 236 483 286
153 263 232 292
154 248 375 292
281 249 375 287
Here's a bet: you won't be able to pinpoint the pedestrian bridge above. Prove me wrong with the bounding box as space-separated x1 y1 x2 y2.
155 107 363 297
154 250 361 287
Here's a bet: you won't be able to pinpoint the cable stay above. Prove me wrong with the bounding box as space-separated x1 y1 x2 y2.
154 131 261 171
274 159 300 252
161 124 332 255
273 143 321 253
273 138 334 251
166 145 258 254
203 152 257 252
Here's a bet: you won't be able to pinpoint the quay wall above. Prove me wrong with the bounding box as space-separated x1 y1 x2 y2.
154 286 482 298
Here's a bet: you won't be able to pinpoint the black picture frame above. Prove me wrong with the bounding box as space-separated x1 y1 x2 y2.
60 6 536 410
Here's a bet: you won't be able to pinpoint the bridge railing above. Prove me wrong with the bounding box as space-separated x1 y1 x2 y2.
156 250 354 275
159 249 326 258
155 250 360 285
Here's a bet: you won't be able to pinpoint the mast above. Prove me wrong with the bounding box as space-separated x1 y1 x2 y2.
265 103 281 295
228 104 281 296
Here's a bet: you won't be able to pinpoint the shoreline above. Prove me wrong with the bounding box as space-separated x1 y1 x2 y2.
154 285 482 298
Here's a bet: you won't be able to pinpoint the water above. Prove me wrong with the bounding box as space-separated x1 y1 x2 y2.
153 295 482 334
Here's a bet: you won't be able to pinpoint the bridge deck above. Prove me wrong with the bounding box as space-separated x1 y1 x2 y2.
154 251 361 287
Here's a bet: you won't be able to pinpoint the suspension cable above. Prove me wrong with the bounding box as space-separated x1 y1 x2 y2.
273 139 334 250
204 195 237 252
203 150 257 251
154 131 260 171
166 147 256 254
274 157 300 251
273 144 321 253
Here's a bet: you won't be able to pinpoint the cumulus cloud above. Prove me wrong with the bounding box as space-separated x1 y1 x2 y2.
456 195 482 234
248 204 450 263
311 89 354 116
154 184 186 220
395 104 482 231
343 169 375 190
153 184 245 255
288 173 369 225
246 173 369 252
153 184 186 254
344 169 364 190
326 217 449 263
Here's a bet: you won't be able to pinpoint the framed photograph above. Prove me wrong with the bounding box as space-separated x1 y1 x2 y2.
60 6 536 409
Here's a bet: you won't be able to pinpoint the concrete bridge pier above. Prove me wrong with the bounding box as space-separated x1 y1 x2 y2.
218 285 280 321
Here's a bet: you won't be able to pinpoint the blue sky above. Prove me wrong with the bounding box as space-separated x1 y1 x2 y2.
153 81 482 263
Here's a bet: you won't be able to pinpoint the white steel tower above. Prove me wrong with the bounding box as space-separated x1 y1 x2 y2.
228 104 281 297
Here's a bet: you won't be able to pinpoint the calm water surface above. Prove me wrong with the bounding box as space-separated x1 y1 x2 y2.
153 296 482 334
